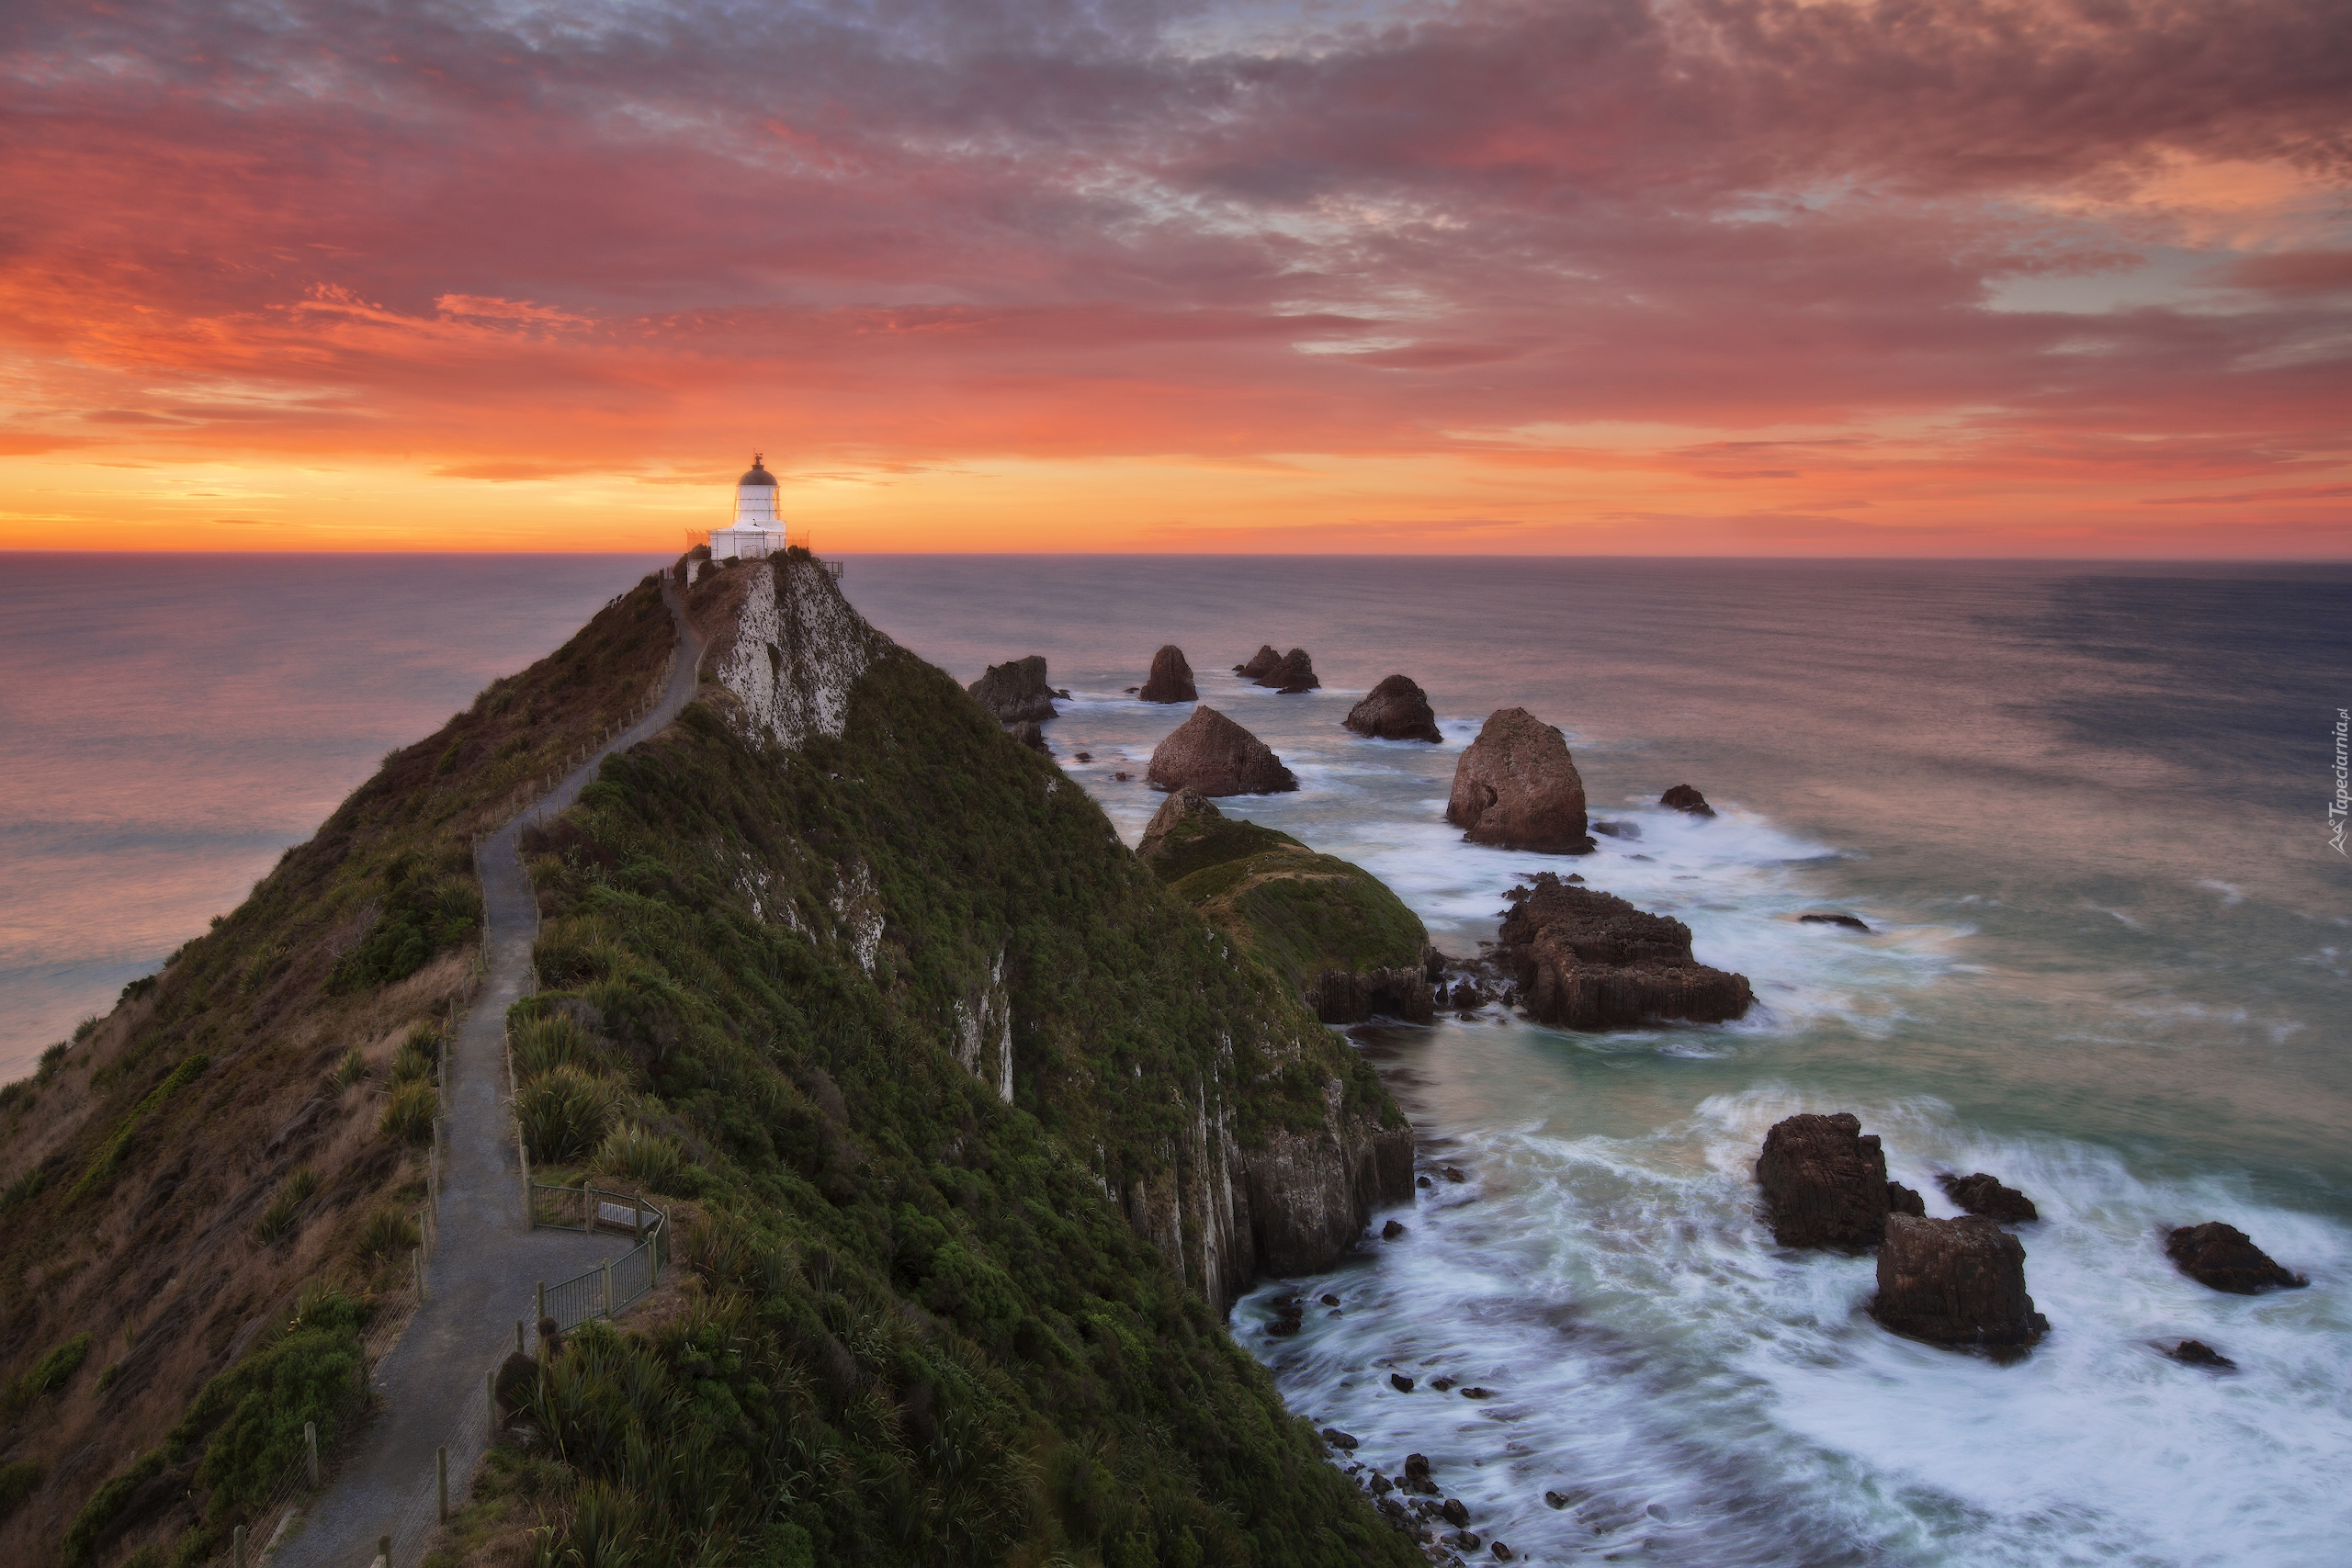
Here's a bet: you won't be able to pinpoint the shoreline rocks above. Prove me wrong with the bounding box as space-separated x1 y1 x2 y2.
1757 1111 1922 1250
1939 1171 2039 1224
1255 647 1320 693
1344 674 1442 742
1661 784 1715 817
1447 708 1596 854
1145 707 1298 795
967 655 1057 723
1495 872 1754 1032
2164 1222 2309 1293
1139 644 1197 704
1871 1213 2049 1350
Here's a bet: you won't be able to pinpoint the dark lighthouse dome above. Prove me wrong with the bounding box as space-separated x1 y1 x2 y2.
738 455 778 487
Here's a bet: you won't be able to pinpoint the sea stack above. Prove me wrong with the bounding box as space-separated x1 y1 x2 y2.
1147 706 1299 795
1446 707 1594 853
1938 1171 2039 1224
1661 784 1715 817
967 656 1057 723
1343 675 1442 743
2165 1222 2309 1293
1756 1112 1924 1249
1871 1214 2050 1350
1138 645 1197 704
1494 873 1753 1031
1255 648 1319 693
1235 645 1282 678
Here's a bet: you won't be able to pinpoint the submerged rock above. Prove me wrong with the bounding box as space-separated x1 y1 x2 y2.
1344 674 1442 743
2164 1222 2309 1294
1255 647 1320 692
1871 1213 2049 1350
1139 644 1197 704
1146 706 1297 795
1799 912 1871 931
2169 1339 2235 1369
1493 872 1754 1032
1757 1111 1918 1249
967 655 1057 722
1660 784 1716 817
1447 708 1595 853
1235 644 1283 678
1939 1171 2039 1224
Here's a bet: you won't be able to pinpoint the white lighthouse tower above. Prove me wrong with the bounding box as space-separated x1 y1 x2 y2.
707 454 786 560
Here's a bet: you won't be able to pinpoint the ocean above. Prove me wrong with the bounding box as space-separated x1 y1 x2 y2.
5 553 2347 1564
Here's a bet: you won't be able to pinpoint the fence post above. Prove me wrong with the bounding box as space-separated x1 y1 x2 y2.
602 1258 613 1319
379 1534 391 1568
633 1196 643 1240
304 1420 319 1487
437 1445 449 1523
232 1524 245 1568
413 1246 426 1303
515 1318 526 1354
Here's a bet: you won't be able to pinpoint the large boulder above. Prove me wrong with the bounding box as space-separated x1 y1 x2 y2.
2164 1223 2309 1294
1255 648 1319 693
1871 1214 2049 1350
1138 645 1197 704
1344 675 1442 743
1938 1171 2039 1224
1146 706 1298 796
1660 784 1715 818
1234 644 1282 678
1447 709 1594 853
967 656 1057 722
1494 873 1752 1032
1756 1111 1922 1249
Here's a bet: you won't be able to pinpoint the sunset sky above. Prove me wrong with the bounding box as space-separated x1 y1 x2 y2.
3 0 2346 555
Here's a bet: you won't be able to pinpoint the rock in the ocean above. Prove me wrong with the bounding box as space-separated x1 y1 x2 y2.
1382 1219 1408 1240
1255 647 1320 692
1448 708 1596 853
1322 1427 1361 1450
2169 1339 2235 1369
1402 1454 1437 1494
1007 720 1049 753
1871 1213 2049 1349
1389 1372 1415 1393
1591 819 1641 840
1146 706 1298 795
1660 784 1716 817
1344 674 1442 743
1799 912 1871 931
1235 644 1282 678
1757 1111 1917 1249
1494 872 1754 1031
967 655 1057 722
1138 644 1198 704
1939 1171 2039 1224
2164 1222 2309 1293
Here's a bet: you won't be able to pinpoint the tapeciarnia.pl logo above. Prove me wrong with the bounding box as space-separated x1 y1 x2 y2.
2332 707 2348 856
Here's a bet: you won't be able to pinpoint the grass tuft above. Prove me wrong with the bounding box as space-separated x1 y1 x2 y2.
517 1067 614 1163
254 1168 320 1245
380 1079 438 1145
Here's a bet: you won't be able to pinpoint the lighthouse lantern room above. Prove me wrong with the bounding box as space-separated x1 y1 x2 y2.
708 455 787 560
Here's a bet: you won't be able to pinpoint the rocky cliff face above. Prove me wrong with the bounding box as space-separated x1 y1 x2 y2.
685 558 1408 1312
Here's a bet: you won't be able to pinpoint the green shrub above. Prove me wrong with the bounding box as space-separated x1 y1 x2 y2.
37 1041 69 1083
594 1127 683 1192
512 1015 591 1080
331 1048 368 1089
0 1457 40 1522
71 1017 99 1044
1 1168 43 1212
62 1447 163 1567
380 1079 438 1145
254 1168 319 1245
9 1333 90 1406
356 1208 421 1263
517 1067 614 1163
172 1292 366 1518
391 1024 438 1085
327 866 481 992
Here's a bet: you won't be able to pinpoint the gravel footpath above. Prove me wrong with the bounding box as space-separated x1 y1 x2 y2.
272 579 704 1568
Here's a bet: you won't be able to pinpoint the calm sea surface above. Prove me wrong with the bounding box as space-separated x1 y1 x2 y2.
5 553 2347 1565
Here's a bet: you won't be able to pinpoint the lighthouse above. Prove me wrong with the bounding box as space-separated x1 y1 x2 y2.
708 455 786 560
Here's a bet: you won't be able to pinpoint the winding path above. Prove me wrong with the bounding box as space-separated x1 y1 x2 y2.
273 577 704 1568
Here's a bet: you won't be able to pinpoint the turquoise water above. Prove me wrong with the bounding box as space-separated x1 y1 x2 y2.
840 557 2351 1568
4 553 2345 1563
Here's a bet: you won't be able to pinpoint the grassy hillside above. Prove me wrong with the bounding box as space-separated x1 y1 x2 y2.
455 570 1416 1564
0 580 676 1564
